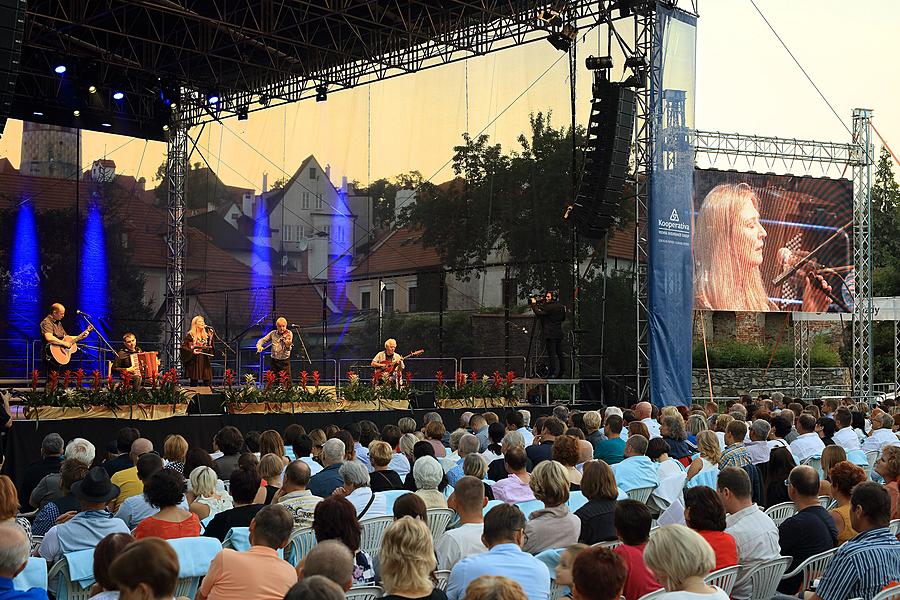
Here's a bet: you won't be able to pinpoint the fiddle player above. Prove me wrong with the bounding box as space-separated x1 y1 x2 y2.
256 317 293 381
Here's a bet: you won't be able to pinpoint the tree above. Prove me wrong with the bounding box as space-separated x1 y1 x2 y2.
872 147 900 278
151 161 246 210
360 170 426 227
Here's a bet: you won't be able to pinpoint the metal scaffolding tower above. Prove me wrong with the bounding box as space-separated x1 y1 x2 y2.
164 112 190 370
852 109 874 399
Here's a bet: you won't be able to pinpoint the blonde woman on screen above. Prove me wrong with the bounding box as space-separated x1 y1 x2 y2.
694 183 775 311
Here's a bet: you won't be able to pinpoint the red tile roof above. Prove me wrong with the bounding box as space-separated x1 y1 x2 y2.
351 225 443 276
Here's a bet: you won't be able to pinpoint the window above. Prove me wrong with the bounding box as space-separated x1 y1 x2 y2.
408 286 418 312
323 225 331 238
383 288 395 313
302 192 310 209
361 291 371 310
299 225 305 239
283 225 292 242
335 226 343 242
309 167 317 180
316 195 323 209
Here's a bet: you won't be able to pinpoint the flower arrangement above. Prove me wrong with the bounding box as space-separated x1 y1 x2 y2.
341 371 377 403
434 369 519 403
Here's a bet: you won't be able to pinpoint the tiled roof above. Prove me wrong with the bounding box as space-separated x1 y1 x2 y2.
350 225 443 276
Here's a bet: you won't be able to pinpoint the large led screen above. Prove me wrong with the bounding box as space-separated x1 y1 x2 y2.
693 169 853 313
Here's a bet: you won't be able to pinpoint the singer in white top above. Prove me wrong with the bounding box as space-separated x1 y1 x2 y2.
256 317 294 381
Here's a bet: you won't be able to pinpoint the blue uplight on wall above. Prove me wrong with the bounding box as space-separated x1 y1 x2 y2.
79 200 108 368
9 202 41 339
328 190 353 348
251 197 272 324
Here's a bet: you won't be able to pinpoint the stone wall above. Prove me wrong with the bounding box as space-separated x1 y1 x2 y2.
691 367 850 398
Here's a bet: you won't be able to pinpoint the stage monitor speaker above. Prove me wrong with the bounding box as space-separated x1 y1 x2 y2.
0 0 25 138
413 390 435 410
189 394 226 414
570 79 636 239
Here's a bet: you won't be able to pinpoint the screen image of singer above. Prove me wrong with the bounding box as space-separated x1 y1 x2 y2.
692 168 853 313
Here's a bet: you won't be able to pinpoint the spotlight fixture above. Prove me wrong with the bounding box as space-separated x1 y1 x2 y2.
73 109 80 117
208 94 220 105
101 122 112 127
53 65 67 74
315 86 328 102
162 124 169 132
585 55 614 71
88 85 97 94
33 111 44 117
259 93 271 107
547 32 572 52
112 91 124 100
237 106 249 121
622 54 649 88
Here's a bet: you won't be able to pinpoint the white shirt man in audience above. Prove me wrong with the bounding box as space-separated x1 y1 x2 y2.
198 505 297 600
380 425 411 478
295 539 354 592
290 435 323 476
506 411 534 446
862 412 900 452
276 460 322 529
609 435 658 493
436 476 488 570
832 408 862 452
447 434 482 487
29 437 95 510
335 460 387 519
717 467 780 600
446 503 550 600
788 414 825 463
634 402 661 439
470 414 490 452
745 419 772 465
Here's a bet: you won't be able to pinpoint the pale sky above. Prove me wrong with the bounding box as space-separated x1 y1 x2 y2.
0 0 896 191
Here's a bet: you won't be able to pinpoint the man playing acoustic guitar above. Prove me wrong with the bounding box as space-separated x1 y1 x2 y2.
40 303 93 377
371 338 405 384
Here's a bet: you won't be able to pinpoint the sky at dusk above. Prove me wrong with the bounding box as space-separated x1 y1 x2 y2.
0 0 896 192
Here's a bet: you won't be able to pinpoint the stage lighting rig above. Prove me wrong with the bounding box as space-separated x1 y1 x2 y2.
547 24 577 52
259 93 271 107
237 106 248 121
316 85 328 102
537 8 563 27
622 54 648 88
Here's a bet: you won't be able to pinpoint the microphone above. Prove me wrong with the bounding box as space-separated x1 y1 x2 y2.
290 323 301 329
205 325 214 331
76 309 92 318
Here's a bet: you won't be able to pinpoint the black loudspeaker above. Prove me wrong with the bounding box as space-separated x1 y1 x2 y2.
189 394 226 414
0 0 25 138
570 79 636 239
413 390 436 410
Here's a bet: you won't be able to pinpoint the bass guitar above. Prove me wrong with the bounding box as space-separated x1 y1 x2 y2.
45 324 95 366
372 349 424 384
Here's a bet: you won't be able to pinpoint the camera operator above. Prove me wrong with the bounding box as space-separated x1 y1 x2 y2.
529 290 567 379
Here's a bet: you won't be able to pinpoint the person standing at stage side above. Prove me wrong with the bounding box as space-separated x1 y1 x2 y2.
40 303 92 377
181 315 213 387
256 318 294 381
529 291 566 379
113 332 143 388
371 339 405 383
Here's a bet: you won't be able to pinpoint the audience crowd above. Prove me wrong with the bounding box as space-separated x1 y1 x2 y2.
1 394 900 600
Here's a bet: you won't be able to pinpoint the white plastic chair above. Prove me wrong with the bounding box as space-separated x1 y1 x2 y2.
345 585 384 600
817 495 832 509
434 570 451 592
47 557 93 600
550 581 567 600
780 548 838 593
286 526 317 567
626 486 655 504
890 519 900 536
592 539 622 549
703 564 741 596
871 586 900 600
167 536 223 599
747 556 793 600
802 456 822 477
426 508 455 539
866 450 880 473
359 516 393 561
763 501 797 526
637 588 666 600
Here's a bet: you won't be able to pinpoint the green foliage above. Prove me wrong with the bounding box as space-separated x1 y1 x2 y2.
692 335 839 369
360 171 426 227
337 311 475 360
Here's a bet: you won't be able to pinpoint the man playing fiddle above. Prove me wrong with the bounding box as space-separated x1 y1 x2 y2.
256 317 294 381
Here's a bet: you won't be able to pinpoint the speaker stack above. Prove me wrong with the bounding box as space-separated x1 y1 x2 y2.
0 0 24 138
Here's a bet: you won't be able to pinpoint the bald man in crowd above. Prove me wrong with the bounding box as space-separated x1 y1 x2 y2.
296 540 354 592
110 438 153 510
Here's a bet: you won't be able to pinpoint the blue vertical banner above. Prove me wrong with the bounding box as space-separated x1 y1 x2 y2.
648 6 697 407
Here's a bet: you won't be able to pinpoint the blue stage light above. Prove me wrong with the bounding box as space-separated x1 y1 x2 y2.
79 201 108 370
208 94 220 105
112 91 124 100
251 197 271 324
54 65 67 74
10 202 41 340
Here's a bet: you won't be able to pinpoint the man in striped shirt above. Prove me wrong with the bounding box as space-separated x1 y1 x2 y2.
811 482 900 600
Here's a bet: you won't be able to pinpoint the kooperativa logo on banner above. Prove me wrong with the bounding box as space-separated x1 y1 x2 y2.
657 206 690 246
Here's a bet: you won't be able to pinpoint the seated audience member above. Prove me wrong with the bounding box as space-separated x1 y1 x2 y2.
660 415 694 464
203 467 265 542
436 476 488 570
875 445 900 519
258 454 284 504
307 438 345 498
369 440 404 491
810 482 900 600
571 546 627 600
687 430 721 480
447 434 482 487
308 429 327 463
404 440 439 490
527 417 565 468
259 430 291 467
745 419 772 465
393 491 428 521
471 414 490 453
523 461 581 554
763 447 796 508
39 467 130 563
633 402 661 439
481 423 506 465
108 539 180 600
162 434 188 475
789 413 825 463
594 415 626 464
425 420 448 458
612 500 661 600
336 459 387 519
114 453 166 529
283 576 345 600
491 447 535 503
413 455 449 509
583 411 604 448
610 435 658 493
768 415 793 451
716 467 779 600
184 448 217 485
505 410 534 446
446 504 550 600
827 461 866 543
815 417 836 446
32 459 88 536
832 409 861 452
575 460 618 545
291 434 323 477
643 525 728 600
296 539 354 591
213 426 244 479
102 428 140 478
380 517 447 600
197 505 297 600
186 466 233 521
552 436 583 488
554 543 587 595
0 476 31 548
0 525 47 600
88 532 134 600
719 420 751 469
816 446 845 497
461 454 494 500
20 433 64 510
312 496 375 586
487 432 529 483
109 438 153 511
133 469 200 540
275 460 321 530
646 438 684 481
462 576 527 600
862 412 899 453
683 486 737 571
31 437 96 510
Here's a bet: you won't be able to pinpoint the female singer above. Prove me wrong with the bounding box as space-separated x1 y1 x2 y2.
181 315 213 386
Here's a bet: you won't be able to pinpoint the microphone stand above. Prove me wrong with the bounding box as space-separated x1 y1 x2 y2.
291 325 313 365
78 314 118 371
208 327 235 387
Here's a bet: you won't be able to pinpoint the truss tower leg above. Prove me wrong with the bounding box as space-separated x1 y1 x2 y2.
793 319 810 398
165 114 188 371
851 108 874 401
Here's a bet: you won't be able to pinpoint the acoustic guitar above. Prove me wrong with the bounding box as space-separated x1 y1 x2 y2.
45 324 95 365
373 348 424 383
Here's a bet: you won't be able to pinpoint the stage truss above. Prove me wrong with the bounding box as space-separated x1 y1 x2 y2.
694 120 875 399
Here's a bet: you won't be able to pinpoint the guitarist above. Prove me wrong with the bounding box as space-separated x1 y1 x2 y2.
40 303 92 376
370 338 405 384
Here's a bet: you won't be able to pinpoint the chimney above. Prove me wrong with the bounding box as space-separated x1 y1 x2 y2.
325 164 331 183
341 176 348 194
262 172 268 194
